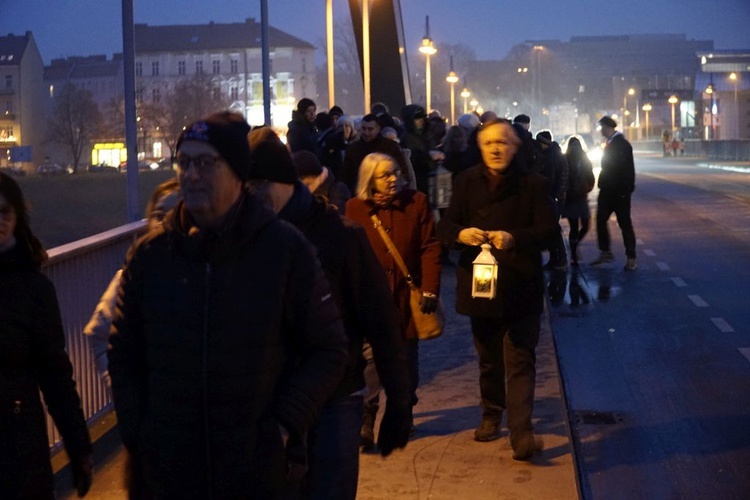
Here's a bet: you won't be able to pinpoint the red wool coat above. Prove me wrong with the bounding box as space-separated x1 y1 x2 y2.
346 189 441 339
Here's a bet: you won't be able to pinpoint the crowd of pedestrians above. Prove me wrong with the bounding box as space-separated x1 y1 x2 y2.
6 96 639 499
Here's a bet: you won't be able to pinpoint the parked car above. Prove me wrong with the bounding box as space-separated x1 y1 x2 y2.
0 166 26 176
37 162 66 175
118 160 156 172
87 163 119 173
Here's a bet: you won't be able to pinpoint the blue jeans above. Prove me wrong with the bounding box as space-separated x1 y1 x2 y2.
303 394 364 500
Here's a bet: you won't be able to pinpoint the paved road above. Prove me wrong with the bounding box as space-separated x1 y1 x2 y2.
551 153 750 499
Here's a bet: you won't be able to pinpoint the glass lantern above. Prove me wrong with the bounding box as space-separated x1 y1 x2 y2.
472 243 498 299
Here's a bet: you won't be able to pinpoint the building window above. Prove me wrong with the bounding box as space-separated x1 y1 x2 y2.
5 100 13 113
178 61 186 75
230 86 239 100
230 59 238 74
212 87 221 101
152 61 159 76
196 60 203 74
152 88 161 103
135 62 142 76
136 88 144 103
5 75 12 88
213 60 221 74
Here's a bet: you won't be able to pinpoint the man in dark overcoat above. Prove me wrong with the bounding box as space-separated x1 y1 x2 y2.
437 118 558 461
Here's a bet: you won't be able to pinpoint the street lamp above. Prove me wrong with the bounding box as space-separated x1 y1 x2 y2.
446 56 459 125
729 72 739 139
326 0 334 110
470 98 478 111
705 84 714 140
532 45 544 120
668 95 679 134
362 0 371 113
642 103 652 140
460 87 471 114
419 16 437 112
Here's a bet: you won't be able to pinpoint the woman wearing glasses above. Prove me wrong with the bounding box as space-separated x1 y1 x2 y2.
345 152 441 449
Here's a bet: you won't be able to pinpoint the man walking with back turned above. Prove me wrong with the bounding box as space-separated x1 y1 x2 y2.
591 115 637 271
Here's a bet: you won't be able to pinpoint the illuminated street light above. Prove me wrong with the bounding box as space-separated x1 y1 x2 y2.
419 16 438 112
705 84 714 140
362 0 371 113
642 103 652 140
460 87 471 114
326 0 334 109
470 98 478 111
729 72 739 139
668 95 679 134
446 56 459 125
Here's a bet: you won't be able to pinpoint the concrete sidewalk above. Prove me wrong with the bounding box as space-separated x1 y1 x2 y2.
357 268 578 499
56 267 579 499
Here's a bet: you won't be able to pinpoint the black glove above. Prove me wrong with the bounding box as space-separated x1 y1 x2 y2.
71 453 93 497
419 295 438 314
377 403 412 457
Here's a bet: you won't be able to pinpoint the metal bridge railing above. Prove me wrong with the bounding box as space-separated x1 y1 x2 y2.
41 220 147 452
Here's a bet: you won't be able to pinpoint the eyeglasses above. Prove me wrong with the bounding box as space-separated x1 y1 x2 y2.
0 205 15 218
374 170 399 180
175 154 220 171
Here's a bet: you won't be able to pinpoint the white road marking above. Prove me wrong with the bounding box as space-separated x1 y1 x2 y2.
711 318 735 333
644 249 656 257
656 262 671 271
688 295 709 307
670 277 687 287
739 348 750 364
637 239 645 245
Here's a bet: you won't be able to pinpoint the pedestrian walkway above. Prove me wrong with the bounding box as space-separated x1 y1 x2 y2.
55 267 578 499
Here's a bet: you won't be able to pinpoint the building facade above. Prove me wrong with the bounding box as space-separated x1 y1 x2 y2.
133 18 316 130
0 32 45 173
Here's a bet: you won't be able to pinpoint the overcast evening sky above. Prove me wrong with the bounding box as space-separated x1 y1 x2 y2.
1 0 749 65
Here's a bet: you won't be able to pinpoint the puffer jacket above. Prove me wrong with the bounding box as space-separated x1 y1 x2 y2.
109 193 348 499
0 245 92 498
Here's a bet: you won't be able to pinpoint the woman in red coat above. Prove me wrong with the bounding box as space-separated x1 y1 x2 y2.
346 152 441 448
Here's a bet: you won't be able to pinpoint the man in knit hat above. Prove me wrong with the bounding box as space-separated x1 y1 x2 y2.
248 127 412 499
109 111 348 498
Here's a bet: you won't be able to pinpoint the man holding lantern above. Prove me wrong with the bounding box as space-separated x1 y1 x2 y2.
437 118 558 461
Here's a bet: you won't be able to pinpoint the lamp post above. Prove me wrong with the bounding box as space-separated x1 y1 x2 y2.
668 95 679 135
532 45 544 118
642 103 652 140
470 98 478 111
326 0 334 110
622 87 635 139
460 88 470 114
362 0 371 113
705 84 714 140
419 16 437 112
446 57 459 125
729 72 739 139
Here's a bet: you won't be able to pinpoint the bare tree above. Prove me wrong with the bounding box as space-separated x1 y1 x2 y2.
46 83 103 173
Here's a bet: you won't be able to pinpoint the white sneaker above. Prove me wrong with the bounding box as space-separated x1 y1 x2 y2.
625 258 637 271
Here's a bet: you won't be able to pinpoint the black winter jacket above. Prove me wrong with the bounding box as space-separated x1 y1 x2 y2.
109 193 348 499
598 132 635 194
341 135 411 193
0 245 91 498
279 183 410 407
437 163 559 321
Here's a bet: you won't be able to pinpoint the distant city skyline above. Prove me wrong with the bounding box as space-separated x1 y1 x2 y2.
2 0 750 66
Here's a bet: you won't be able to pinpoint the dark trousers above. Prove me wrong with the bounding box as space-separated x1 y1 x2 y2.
469 315 540 433
363 338 419 408
596 190 636 258
304 394 364 500
567 216 590 261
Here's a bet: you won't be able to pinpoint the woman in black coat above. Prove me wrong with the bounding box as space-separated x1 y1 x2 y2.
0 172 93 498
436 119 558 461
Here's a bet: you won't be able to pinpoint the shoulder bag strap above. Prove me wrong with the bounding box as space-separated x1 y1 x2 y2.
370 213 416 288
